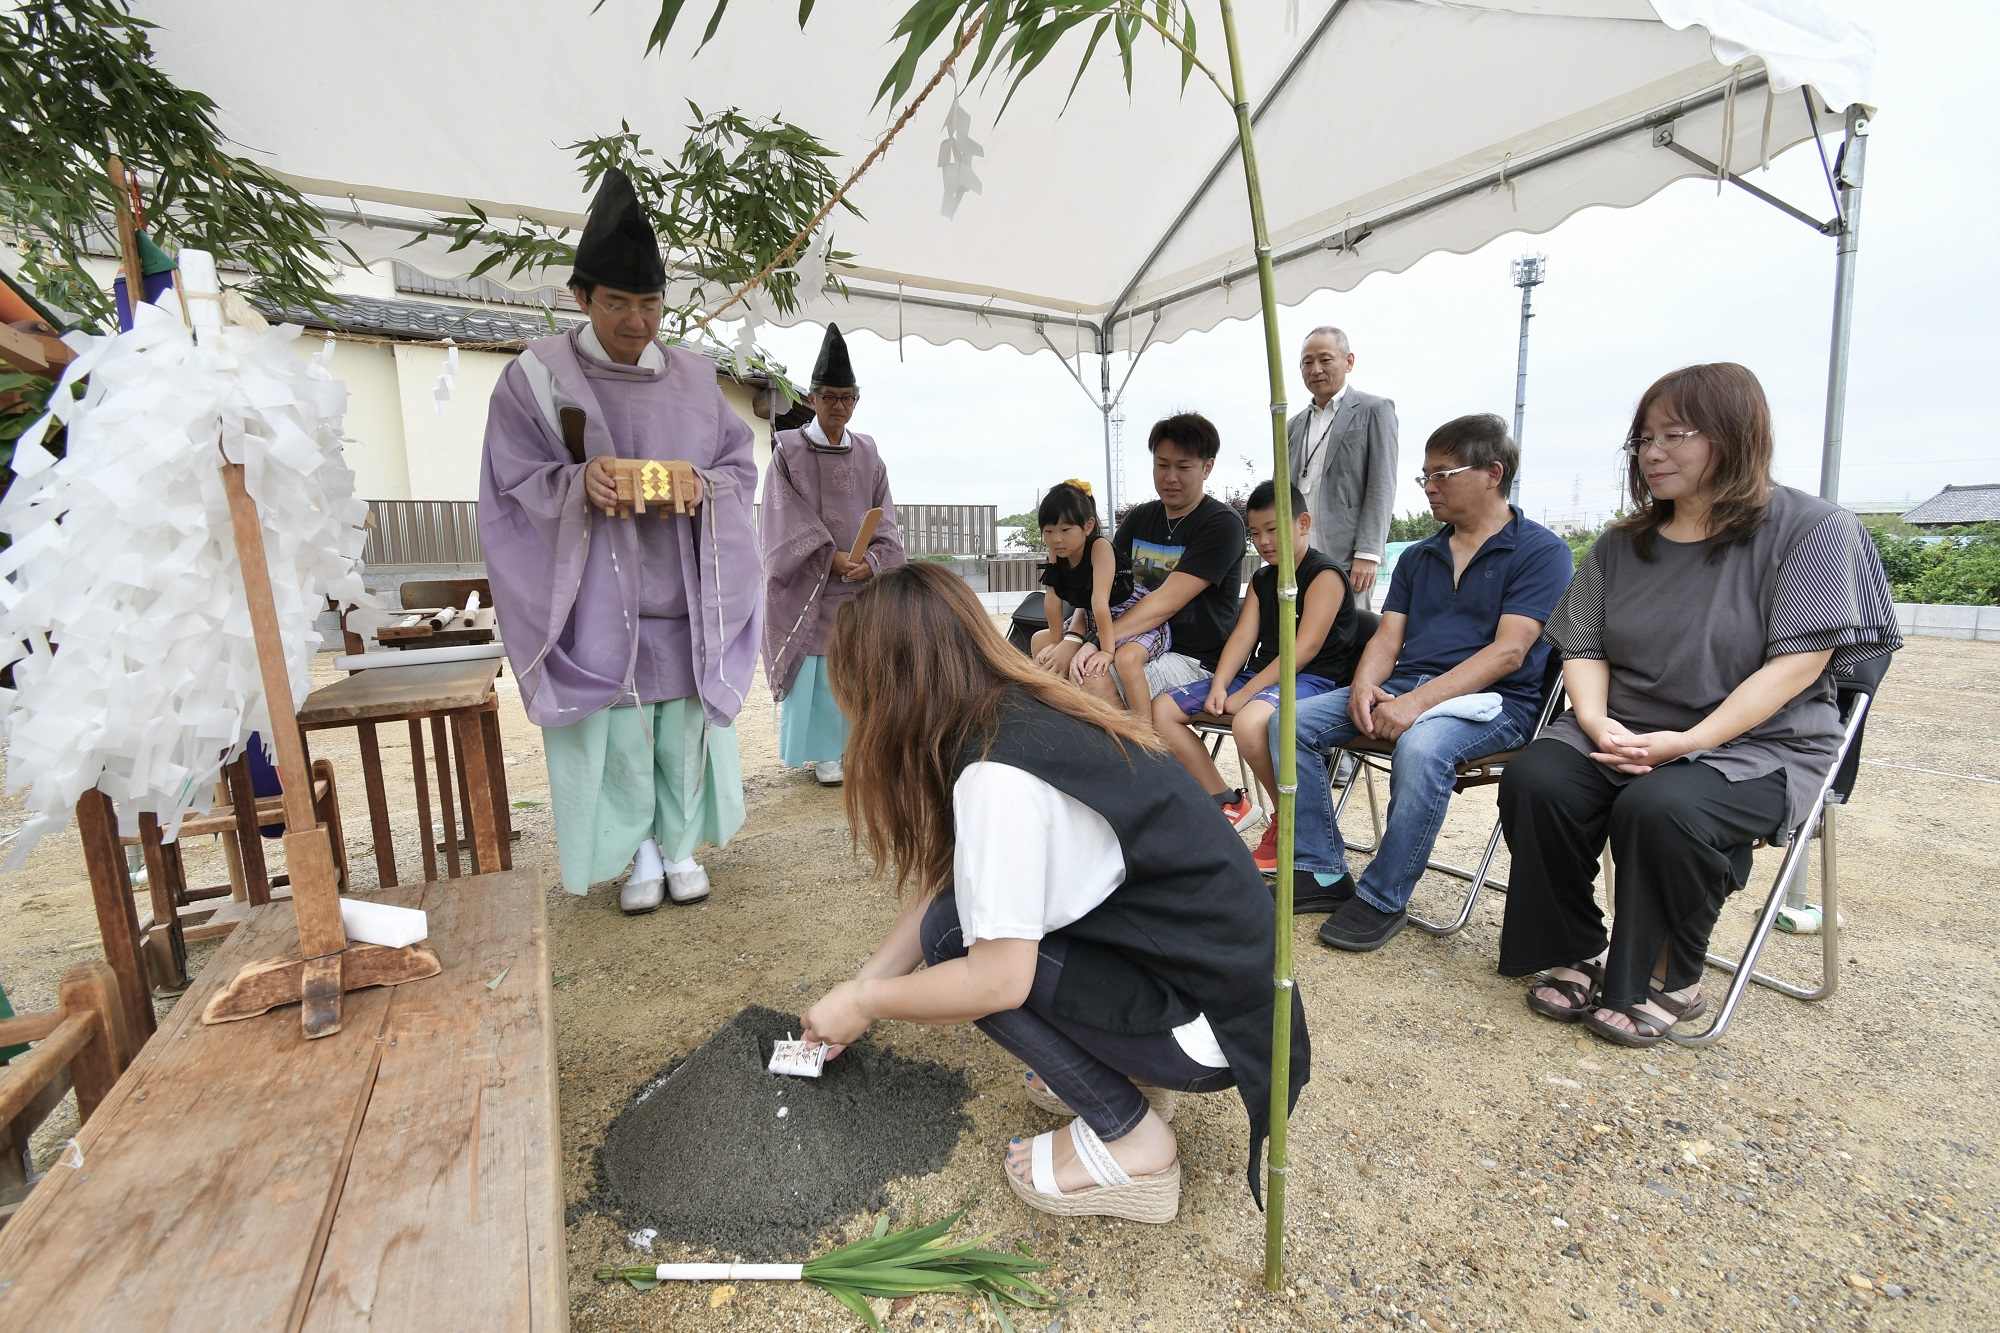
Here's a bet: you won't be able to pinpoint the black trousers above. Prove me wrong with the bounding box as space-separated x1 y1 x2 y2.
1495 739 1789 1009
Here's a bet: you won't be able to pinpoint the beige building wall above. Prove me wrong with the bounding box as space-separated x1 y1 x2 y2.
290 338 411 500
391 344 513 501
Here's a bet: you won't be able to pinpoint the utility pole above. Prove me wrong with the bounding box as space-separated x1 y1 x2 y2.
1509 254 1547 506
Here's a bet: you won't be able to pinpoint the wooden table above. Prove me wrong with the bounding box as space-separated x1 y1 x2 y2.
296 660 513 886
0 867 566 1331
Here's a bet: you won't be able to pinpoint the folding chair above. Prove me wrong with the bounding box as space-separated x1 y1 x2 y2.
1327 651 1568 936
1190 609 1384 815
1669 652 1890 1047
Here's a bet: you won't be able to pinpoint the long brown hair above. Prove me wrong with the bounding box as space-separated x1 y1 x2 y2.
1612 362 1775 561
825 562 1161 898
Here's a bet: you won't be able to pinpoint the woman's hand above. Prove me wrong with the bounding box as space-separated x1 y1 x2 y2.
801 979 874 1054
1586 718 1694 774
584 456 620 515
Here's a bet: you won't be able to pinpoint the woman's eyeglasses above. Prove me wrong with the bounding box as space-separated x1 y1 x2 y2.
1623 429 1702 458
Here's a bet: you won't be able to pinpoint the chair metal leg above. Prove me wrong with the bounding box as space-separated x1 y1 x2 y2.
1671 803 1837 1047
1408 813 1508 936
1334 752 1512 903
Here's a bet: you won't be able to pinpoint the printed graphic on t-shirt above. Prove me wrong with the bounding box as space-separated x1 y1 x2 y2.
1130 539 1186 593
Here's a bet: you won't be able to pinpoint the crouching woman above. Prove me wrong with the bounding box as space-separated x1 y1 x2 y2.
800 563 1308 1223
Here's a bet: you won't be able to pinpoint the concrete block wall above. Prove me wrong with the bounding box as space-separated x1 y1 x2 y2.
1894 603 2000 642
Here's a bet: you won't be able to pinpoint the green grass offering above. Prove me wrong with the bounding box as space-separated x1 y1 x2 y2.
596 1207 1059 1330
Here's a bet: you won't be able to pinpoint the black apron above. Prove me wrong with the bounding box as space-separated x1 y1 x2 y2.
959 689 1311 1201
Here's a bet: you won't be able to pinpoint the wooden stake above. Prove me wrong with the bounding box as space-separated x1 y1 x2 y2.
106 155 147 320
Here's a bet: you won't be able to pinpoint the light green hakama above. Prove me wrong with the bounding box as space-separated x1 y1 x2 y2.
778 655 850 766
541 699 744 895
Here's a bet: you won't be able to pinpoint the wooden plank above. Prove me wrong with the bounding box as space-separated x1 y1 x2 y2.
431 716 461 880
229 753 274 906
482 708 515 871
301 868 562 1330
396 578 491 613
453 712 502 875
0 900 396 1330
0 323 73 378
296 661 501 728
137 813 190 992
409 721 437 883
357 723 399 888
74 790 154 1046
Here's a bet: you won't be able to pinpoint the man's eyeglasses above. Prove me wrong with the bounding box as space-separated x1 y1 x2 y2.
587 296 664 319
1622 429 1702 457
1414 464 1479 488
813 391 859 407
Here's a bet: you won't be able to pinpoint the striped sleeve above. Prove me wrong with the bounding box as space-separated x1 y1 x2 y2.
1541 542 1605 660
1768 513 1903 670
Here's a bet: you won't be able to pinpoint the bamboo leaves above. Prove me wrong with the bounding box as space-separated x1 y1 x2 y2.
416 105 859 345
0 0 354 332
638 1 1215 112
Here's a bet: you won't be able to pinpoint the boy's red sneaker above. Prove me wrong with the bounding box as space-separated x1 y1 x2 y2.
1220 791 1263 832
1252 823 1280 874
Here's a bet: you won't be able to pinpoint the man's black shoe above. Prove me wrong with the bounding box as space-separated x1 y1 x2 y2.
1272 873 1354 915
1317 896 1408 952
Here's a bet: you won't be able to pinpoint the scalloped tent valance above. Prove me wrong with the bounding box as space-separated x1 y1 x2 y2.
135 0 1871 359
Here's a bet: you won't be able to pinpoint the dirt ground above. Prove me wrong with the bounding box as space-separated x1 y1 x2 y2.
0 634 1994 1332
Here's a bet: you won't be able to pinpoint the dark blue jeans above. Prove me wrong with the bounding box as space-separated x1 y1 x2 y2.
920 892 1235 1142
1274 672 1526 913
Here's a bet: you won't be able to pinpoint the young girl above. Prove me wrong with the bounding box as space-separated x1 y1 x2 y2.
1027 480 1166 714
798 564 1308 1221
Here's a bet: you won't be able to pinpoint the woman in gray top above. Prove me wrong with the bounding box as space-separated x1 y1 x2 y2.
1495 363 1898 1048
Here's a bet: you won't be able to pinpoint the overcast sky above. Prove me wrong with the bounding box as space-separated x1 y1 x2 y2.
745 1 1994 529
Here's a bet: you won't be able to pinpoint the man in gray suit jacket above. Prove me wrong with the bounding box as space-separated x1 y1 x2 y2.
1287 326 1398 596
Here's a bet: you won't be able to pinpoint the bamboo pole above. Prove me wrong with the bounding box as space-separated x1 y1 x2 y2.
1214 0 1298 1291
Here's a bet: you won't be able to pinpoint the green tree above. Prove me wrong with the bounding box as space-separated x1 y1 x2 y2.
0 0 355 331
1388 510 1442 543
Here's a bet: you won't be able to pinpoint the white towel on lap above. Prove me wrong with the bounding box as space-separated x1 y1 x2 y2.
1412 692 1503 726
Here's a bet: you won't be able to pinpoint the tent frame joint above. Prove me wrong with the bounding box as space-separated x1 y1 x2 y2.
1652 122 1839 236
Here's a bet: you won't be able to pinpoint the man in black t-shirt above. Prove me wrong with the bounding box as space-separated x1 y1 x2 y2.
1076 411 1247 712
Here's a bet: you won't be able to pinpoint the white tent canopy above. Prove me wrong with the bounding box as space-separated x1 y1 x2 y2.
138 0 1873 489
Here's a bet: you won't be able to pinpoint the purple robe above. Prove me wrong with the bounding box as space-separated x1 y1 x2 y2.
479 327 762 728
759 427 905 698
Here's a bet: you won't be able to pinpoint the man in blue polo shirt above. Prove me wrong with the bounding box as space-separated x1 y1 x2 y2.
1270 413 1573 952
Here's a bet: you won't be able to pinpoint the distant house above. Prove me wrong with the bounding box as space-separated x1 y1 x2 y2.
1901 484 2000 529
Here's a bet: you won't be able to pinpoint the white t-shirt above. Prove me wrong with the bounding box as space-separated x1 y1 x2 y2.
953 762 1229 1068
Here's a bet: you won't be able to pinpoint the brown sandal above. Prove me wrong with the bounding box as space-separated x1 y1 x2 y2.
1648 984 1707 1024
1525 959 1603 1023
1582 994 1683 1048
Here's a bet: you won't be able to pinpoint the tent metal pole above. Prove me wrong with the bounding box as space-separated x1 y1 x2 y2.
1101 364 1117 525
1100 0 1352 330
1819 105 1870 503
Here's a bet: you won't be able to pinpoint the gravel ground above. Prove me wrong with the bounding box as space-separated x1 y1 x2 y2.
0 634 1993 1331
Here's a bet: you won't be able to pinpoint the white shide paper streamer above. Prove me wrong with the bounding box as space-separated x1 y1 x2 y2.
0 289 375 864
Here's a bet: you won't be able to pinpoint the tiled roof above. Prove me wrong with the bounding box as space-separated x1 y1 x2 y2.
1901 483 2000 527
251 292 776 386
255 292 581 345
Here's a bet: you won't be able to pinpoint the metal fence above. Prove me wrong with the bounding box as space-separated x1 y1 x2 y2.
900 504 997 557
363 500 484 566
364 499 997 565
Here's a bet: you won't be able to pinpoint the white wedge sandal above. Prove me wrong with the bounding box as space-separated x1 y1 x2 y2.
1005 1118 1181 1224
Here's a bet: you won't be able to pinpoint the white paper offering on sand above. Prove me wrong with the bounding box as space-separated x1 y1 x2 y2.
767 1038 825 1079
